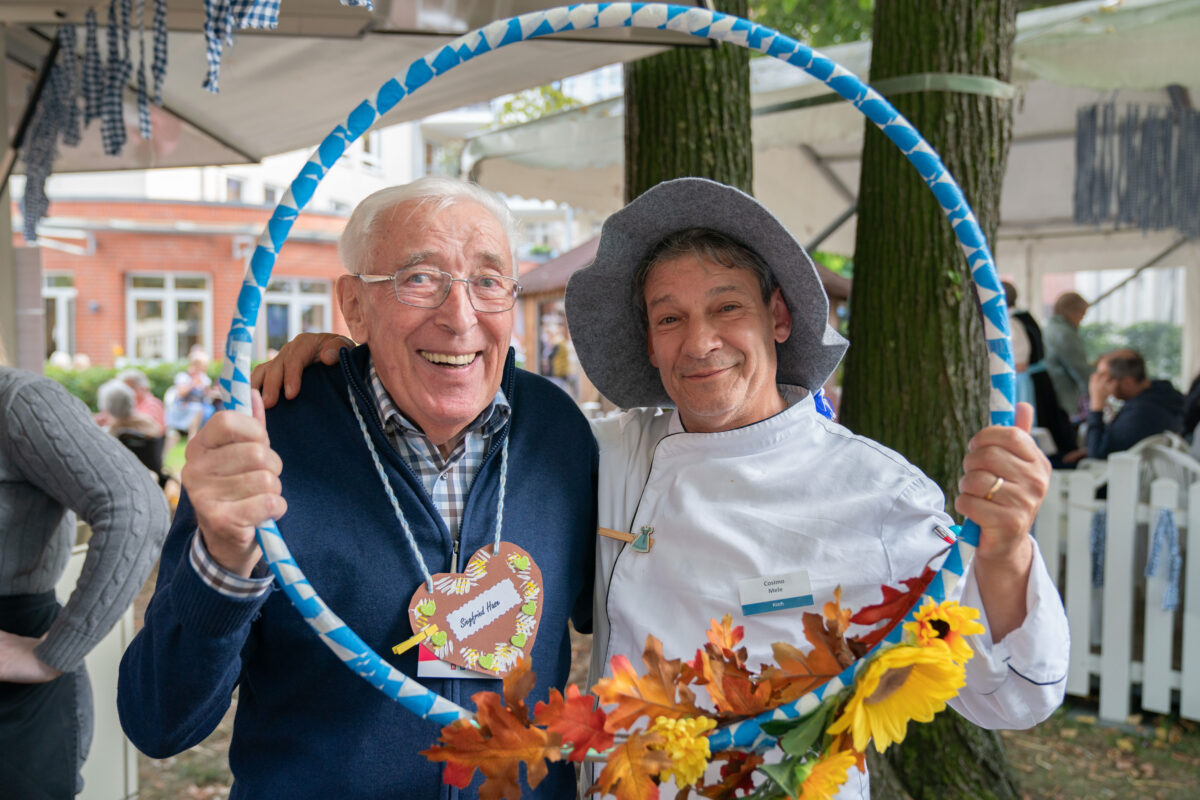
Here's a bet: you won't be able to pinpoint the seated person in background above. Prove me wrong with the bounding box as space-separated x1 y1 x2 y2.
98 379 163 439
1083 349 1184 460
98 379 166 480
117 368 166 430
164 348 215 437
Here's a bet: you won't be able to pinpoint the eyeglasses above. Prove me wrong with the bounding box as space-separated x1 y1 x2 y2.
354 267 520 313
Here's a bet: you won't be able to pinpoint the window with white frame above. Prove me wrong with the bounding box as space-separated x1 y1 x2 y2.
43 273 76 358
226 176 245 203
264 184 282 207
126 274 212 362
361 130 382 172
259 278 332 358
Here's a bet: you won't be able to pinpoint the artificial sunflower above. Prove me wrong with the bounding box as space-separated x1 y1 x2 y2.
904 599 986 663
796 748 859 800
826 645 965 753
649 715 717 786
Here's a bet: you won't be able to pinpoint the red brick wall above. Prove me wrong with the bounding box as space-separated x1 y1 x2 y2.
18 199 351 367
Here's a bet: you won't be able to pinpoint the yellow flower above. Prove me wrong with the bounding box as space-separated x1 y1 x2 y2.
797 748 859 800
904 599 985 663
826 645 965 753
648 715 717 786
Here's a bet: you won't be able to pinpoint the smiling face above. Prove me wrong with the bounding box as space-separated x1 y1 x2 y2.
337 198 514 449
643 253 792 433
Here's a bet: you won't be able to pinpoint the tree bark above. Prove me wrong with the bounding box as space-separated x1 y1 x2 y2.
623 0 752 202
840 2 1022 798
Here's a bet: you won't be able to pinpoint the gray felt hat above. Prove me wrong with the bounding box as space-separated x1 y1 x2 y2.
564 177 849 409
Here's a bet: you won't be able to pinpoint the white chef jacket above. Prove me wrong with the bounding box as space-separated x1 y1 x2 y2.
586 387 1068 798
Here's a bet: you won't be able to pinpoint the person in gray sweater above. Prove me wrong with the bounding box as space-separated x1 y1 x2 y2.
1 365 169 798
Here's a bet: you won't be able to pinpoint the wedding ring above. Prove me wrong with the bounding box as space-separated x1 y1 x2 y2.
984 476 1005 501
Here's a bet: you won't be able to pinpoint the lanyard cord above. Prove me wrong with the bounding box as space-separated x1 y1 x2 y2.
347 385 508 591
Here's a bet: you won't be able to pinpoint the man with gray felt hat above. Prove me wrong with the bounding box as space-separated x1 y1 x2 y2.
568 177 1067 797
261 176 1068 797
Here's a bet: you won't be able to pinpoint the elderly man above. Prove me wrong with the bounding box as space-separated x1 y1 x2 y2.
265 178 1067 798
117 178 596 799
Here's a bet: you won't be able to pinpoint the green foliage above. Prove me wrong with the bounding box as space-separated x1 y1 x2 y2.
749 0 873 46
1080 320 1182 383
44 365 118 412
46 360 228 411
813 250 852 278
493 83 583 128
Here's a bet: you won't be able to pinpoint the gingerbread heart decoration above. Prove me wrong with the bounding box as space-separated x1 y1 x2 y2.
408 542 543 677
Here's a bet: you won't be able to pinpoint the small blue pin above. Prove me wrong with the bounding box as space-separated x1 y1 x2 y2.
631 526 654 553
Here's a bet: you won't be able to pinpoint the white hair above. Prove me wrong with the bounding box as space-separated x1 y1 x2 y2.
98 379 136 419
116 368 150 390
338 177 520 276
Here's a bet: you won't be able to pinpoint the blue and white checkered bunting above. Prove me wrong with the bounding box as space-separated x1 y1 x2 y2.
101 0 132 156
137 0 151 140
82 8 103 125
56 25 81 148
152 0 168 104
203 0 281 93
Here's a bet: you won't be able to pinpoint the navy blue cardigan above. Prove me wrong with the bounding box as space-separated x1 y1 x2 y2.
119 346 597 799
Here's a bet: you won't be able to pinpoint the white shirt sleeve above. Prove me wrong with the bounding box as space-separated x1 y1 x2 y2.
949 540 1069 728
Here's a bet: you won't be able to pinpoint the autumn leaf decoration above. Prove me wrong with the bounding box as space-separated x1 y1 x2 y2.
421 659 563 800
422 571 976 800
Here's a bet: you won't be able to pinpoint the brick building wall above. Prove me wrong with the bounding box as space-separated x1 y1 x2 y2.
19 199 352 367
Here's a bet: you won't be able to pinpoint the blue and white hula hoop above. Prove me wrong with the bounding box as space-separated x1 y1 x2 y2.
217 3 1017 742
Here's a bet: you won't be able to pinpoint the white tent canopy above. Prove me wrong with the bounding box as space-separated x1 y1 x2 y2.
1 0 711 172
462 0 1200 378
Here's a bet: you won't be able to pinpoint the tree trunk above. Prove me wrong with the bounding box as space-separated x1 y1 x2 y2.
841 2 1022 798
623 0 752 202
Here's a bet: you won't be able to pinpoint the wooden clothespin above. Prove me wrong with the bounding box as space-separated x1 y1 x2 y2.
393 624 440 656
597 526 654 553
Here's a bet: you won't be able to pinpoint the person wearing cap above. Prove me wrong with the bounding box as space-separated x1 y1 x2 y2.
569 178 1066 795
260 178 1067 798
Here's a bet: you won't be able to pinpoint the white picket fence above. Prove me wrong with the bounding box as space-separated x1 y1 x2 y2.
1037 440 1200 723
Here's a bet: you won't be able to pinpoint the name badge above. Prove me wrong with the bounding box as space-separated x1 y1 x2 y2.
415 644 493 680
737 570 814 616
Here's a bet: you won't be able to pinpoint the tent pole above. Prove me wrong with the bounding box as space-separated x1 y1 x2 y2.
1089 237 1187 307
0 28 18 364
0 30 60 186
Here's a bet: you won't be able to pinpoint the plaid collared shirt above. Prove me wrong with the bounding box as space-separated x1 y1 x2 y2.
368 361 511 552
191 358 510 598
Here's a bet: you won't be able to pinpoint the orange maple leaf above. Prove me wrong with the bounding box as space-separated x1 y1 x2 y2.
849 567 936 649
695 750 765 799
802 607 858 671
759 631 846 704
687 644 771 718
503 657 537 724
422 691 562 800
590 731 672 800
705 615 747 666
533 684 614 762
594 637 700 732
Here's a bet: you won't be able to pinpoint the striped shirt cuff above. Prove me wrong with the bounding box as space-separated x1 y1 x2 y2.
188 530 273 599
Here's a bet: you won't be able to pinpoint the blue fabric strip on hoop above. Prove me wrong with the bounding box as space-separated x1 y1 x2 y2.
218 2 1018 746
